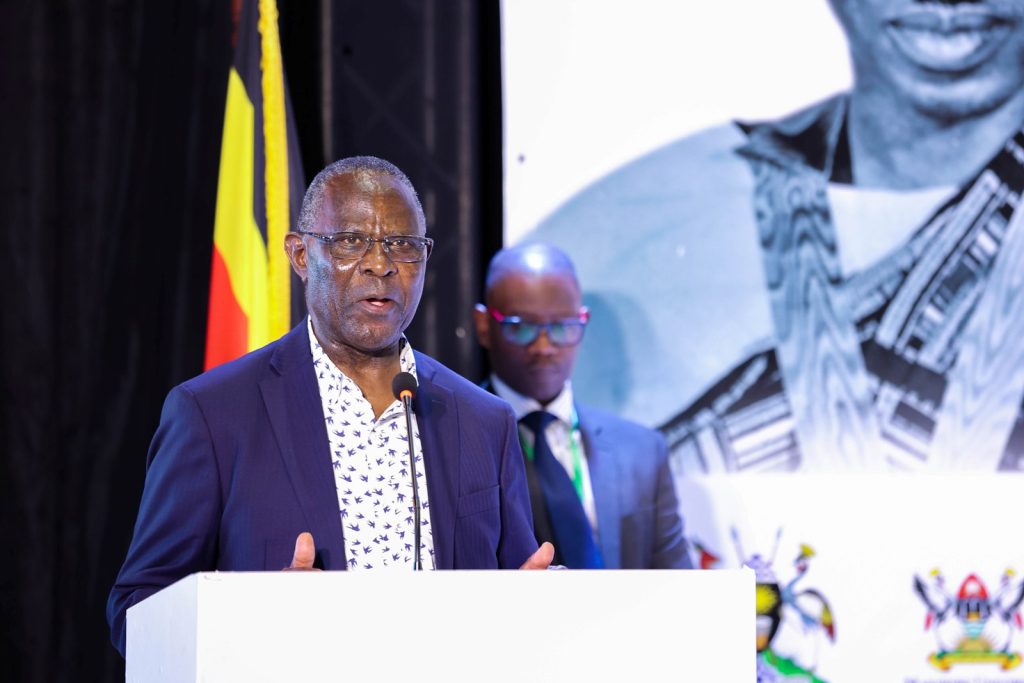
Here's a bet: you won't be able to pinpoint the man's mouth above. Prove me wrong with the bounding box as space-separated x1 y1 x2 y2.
527 363 562 374
886 2 1020 73
358 297 396 313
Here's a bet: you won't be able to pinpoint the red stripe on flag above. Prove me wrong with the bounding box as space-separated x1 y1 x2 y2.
204 246 249 370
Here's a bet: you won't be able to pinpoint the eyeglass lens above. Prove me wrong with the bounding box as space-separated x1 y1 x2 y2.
500 320 585 346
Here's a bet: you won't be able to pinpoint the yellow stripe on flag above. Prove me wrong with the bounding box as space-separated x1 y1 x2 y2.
212 68 272 350
258 0 292 343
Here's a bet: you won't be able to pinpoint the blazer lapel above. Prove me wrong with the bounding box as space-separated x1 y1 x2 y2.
259 324 347 569
413 352 459 570
580 406 623 569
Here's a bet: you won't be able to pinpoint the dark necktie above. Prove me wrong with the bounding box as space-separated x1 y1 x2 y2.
519 410 603 569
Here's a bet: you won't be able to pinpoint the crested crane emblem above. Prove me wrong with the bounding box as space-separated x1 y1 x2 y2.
728 528 836 683
913 569 1024 671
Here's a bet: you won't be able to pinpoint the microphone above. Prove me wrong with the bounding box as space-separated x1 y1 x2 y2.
392 371 422 570
392 371 417 403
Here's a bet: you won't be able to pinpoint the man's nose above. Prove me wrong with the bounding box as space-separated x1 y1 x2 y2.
359 239 397 275
528 328 557 354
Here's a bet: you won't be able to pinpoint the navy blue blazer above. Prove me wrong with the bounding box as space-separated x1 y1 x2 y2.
107 323 537 656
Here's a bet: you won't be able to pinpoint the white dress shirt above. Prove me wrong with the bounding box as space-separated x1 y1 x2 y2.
489 374 599 531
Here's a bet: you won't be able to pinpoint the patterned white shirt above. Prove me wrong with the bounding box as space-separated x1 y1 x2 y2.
309 318 435 570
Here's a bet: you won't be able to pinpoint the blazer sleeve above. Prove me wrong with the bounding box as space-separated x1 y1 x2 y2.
496 404 539 568
651 433 692 569
106 385 222 657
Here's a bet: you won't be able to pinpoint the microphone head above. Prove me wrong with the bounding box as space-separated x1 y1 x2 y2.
392 371 418 401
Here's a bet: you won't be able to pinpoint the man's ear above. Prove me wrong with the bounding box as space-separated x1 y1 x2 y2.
472 303 492 349
284 232 308 282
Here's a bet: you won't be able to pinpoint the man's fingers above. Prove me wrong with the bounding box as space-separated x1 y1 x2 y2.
286 531 317 571
519 541 555 570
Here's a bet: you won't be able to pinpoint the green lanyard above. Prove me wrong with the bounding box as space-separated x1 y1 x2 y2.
520 408 586 501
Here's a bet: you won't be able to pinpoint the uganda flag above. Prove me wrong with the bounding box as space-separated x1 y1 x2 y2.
204 0 305 370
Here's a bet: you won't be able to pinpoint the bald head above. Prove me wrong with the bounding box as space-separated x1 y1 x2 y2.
476 243 585 404
484 243 580 303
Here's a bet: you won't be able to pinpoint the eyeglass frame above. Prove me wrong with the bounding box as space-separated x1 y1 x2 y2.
297 230 434 263
485 305 590 346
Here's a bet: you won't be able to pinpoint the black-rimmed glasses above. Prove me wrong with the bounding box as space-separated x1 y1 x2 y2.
299 231 434 263
487 306 589 346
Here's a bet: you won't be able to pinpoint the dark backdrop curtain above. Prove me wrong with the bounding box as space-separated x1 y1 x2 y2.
0 2 232 680
0 1 501 681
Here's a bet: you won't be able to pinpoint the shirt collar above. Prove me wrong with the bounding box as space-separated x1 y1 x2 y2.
489 373 575 425
307 316 417 380
737 93 847 178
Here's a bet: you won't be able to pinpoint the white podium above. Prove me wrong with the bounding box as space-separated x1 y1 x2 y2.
127 569 753 682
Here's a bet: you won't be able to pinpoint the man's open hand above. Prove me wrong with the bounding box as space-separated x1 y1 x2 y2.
285 533 553 570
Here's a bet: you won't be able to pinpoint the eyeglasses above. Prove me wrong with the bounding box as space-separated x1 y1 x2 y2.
487 306 589 346
299 231 434 263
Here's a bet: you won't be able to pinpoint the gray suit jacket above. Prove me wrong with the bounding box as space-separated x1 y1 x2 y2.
574 405 691 569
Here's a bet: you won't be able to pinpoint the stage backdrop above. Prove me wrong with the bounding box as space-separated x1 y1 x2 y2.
504 1 1024 681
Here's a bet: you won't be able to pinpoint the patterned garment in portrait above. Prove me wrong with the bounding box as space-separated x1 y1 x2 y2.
663 96 1024 473
309 319 435 568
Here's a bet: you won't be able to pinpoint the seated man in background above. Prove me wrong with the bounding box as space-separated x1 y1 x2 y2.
473 242 691 569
